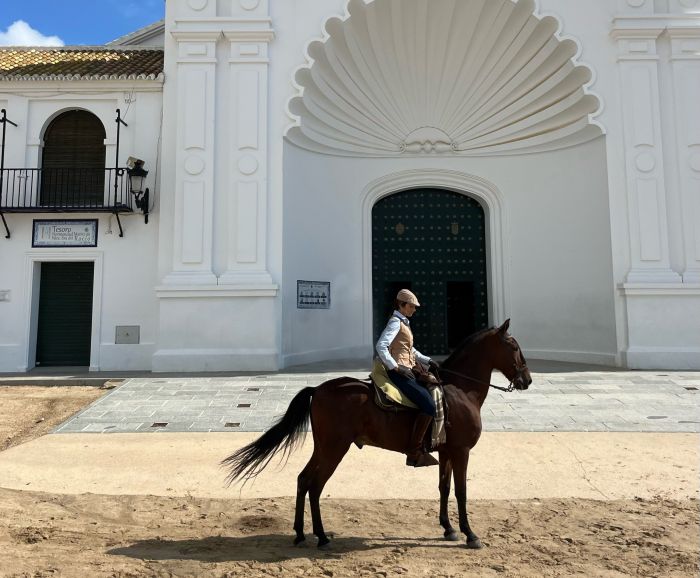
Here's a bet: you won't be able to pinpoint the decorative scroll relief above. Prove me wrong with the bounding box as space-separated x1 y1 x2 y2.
286 0 602 157
182 181 205 264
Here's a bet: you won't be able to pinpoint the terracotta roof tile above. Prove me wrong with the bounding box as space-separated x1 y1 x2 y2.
0 48 164 80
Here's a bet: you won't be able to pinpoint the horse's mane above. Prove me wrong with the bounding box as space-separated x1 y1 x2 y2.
442 326 496 367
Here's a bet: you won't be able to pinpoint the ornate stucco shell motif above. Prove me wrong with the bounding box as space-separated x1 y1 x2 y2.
286 0 602 157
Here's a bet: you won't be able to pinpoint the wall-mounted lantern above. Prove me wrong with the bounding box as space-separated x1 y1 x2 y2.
127 157 149 224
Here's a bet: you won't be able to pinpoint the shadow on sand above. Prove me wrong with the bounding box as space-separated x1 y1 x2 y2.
108 533 457 562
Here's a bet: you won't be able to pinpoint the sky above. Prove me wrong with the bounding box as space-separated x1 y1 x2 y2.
0 0 165 47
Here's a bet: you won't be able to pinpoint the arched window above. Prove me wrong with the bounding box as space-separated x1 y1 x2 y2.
40 110 106 207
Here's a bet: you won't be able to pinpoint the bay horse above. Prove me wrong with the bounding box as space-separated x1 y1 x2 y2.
222 319 531 548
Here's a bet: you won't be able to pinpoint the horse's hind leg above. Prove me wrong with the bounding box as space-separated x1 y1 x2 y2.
293 451 320 545
438 451 459 541
308 441 351 548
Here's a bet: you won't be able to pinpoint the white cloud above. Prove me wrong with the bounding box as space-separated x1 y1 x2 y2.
0 20 64 47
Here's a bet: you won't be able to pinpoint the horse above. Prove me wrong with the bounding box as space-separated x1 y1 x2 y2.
222 319 531 548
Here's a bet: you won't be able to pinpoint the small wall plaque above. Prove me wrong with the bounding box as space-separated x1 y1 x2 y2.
297 280 330 309
32 219 98 248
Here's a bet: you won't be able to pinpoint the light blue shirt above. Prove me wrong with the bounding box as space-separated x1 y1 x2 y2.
375 310 431 370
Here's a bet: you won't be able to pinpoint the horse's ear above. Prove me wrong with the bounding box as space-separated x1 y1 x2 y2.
498 319 510 334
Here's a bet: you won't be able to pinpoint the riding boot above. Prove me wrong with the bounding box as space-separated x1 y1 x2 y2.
406 413 439 467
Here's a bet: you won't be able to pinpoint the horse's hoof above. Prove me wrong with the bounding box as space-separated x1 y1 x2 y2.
317 537 331 549
293 536 306 546
444 531 460 542
466 538 483 549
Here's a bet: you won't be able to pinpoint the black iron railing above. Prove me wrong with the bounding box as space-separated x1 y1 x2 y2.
0 167 133 212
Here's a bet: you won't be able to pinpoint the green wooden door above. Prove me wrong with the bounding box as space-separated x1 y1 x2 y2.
372 188 488 355
36 262 94 366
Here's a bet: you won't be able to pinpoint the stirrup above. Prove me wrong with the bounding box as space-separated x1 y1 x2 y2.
405 452 439 467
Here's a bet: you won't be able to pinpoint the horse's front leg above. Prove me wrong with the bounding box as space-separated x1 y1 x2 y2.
451 449 482 549
438 451 459 541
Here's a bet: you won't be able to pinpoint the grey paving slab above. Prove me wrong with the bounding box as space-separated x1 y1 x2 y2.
53 369 700 434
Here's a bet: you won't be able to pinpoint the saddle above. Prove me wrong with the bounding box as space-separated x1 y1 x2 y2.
368 359 447 448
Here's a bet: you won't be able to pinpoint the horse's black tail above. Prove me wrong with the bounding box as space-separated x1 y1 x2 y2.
221 386 315 486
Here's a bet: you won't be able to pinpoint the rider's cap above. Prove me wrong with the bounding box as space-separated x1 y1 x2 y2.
396 289 420 306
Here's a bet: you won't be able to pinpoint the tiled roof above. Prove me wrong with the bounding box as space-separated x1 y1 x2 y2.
0 47 164 81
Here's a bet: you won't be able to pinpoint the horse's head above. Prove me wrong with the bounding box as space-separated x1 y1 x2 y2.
492 319 531 390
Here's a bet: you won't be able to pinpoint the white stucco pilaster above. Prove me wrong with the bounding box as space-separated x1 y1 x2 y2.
219 16 275 286
612 25 681 283
152 0 279 371
161 27 219 285
668 26 700 282
613 4 700 369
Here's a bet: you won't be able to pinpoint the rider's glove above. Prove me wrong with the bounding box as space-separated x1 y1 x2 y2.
428 359 440 373
396 365 415 379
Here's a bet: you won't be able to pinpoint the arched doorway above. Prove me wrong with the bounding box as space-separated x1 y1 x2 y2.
41 109 106 206
372 188 488 355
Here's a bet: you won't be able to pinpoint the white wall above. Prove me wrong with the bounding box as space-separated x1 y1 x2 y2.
281 136 618 366
0 87 162 371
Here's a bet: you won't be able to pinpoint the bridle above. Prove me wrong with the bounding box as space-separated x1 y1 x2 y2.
437 362 529 393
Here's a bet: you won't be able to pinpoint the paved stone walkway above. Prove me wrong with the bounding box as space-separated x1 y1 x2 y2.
54 368 700 434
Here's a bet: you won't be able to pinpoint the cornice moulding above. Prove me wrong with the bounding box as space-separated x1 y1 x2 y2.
170 30 224 41
612 14 700 30
155 284 279 298
173 18 273 34
619 283 700 296
222 30 275 42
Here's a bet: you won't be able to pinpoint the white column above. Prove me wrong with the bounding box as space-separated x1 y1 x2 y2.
219 5 275 287
161 29 220 285
612 28 682 283
668 27 700 283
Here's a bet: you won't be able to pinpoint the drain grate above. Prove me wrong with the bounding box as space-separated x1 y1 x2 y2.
246 387 260 392
684 386 698 391
237 403 251 408
646 416 667 420
224 422 241 428
151 422 168 428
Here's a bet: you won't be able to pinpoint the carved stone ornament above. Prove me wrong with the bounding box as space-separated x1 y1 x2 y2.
287 0 602 157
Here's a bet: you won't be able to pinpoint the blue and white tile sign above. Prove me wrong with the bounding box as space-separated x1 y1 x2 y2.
32 219 98 248
297 280 330 309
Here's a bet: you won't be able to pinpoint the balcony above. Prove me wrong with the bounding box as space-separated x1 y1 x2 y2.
0 167 135 238
0 167 133 213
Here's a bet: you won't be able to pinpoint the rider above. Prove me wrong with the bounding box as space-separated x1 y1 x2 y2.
375 289 439 468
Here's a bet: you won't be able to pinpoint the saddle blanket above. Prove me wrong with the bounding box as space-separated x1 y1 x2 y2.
370 359 446 448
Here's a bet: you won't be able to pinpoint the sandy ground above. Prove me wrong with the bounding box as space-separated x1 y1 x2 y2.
0 386 698 577
0 386 106 452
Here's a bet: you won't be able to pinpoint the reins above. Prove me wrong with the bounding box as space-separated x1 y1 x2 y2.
437 367 519 392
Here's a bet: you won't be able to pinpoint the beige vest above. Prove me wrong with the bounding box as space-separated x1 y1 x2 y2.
389 319 416 368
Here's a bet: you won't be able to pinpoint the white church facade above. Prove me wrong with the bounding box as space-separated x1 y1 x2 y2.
0 0 698 373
